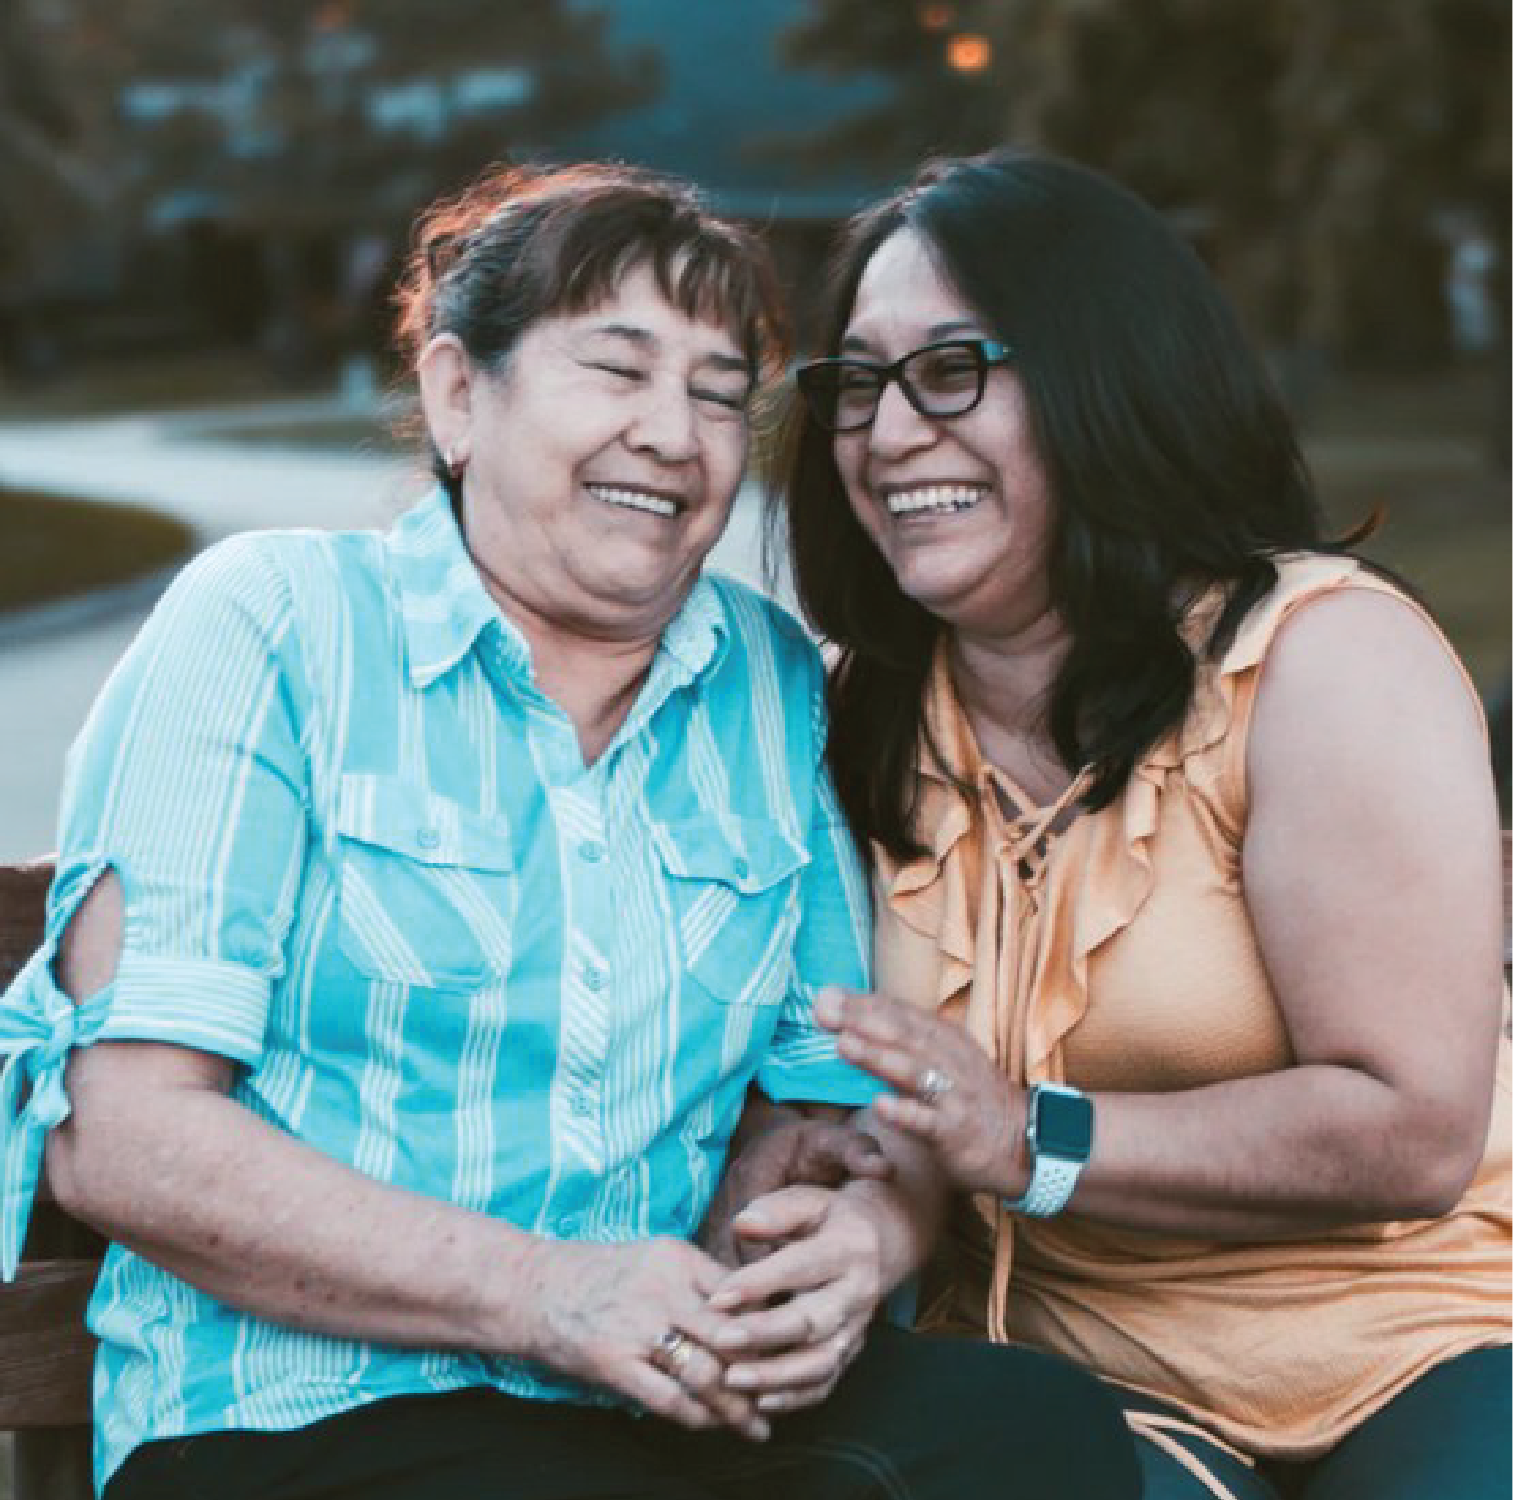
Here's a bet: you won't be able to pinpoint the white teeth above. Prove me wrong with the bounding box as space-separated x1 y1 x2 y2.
885 485 986 517
588 484 680 518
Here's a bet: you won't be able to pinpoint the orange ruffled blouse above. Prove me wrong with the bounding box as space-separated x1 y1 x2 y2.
874 555 1511 1462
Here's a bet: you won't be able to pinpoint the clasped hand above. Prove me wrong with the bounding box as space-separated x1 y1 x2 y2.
527 1181 896 1439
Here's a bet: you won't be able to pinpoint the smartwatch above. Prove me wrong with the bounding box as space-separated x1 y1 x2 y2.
1001 1082 1094 1218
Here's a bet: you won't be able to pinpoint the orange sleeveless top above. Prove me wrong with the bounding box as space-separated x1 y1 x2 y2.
874 555 1511 1461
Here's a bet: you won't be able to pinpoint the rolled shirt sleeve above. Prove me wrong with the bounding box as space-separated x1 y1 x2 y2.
0 536 310 1277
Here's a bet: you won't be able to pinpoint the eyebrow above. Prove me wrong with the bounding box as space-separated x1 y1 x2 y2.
583 322 751 374
840 318 982 354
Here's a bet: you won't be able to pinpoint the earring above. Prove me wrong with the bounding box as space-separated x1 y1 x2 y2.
444 444 465 479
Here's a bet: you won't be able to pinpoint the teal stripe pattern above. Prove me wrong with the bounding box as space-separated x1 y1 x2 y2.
0 489 876 1489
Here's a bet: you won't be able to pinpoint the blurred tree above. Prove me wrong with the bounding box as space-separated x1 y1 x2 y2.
778 0 1510 365
0 0 98 306
36 0 658 371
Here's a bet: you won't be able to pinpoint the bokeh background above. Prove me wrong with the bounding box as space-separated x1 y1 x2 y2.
1 0 1509 868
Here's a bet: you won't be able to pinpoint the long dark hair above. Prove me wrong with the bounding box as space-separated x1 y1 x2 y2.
778 149 1348 860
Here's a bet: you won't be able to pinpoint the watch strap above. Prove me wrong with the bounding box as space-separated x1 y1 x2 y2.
1001 1151 1084 1218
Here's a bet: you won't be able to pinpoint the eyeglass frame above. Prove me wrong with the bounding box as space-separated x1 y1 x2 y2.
793 337 1016 433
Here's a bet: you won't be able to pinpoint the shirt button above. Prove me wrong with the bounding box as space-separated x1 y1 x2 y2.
583 963 608 992
578 839 606 864
416 827 441 851
569 1094 595 1118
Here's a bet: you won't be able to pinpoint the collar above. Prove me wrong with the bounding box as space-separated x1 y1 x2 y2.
386 489 729 693
387 489 521 690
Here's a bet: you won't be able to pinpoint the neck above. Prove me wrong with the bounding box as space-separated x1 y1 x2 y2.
469 546 667 766
948 606 1071 734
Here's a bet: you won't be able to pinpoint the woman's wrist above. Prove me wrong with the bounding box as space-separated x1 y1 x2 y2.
984 1085 1032 1201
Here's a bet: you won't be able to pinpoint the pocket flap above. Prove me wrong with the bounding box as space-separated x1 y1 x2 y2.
336 774 514 872
654 816 808 893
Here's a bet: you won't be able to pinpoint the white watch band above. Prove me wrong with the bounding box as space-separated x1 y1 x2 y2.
1001 1152 1084 1218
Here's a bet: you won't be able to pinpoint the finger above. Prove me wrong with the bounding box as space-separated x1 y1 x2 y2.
792 1127 892 1184
837 1133 893 1179
708 1231 850 1317
757 1379 841 1415
816 986 936 1047
720 1300 823 1354
640 1333 770 1440
726 1324 862 1394
622 1360 723 1432
869 1091 953 1140
723 1279 869 1355
727 1184 832 1245
832 1030 932 1095
676 1297 755 1355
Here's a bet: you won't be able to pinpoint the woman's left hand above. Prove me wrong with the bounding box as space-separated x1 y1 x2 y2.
703 1183 894 1414
814 987 1026 1197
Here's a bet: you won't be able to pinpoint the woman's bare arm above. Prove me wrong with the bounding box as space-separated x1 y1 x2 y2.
44 872 768 1436
835 589 1505 1237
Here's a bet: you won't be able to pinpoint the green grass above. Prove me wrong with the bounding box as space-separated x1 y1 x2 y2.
0 490 193 612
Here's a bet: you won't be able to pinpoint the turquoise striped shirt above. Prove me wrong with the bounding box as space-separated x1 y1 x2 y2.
0 490 875 1490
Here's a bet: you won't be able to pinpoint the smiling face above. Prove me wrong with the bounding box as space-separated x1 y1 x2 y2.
424 260 753 645
834 228 1058 639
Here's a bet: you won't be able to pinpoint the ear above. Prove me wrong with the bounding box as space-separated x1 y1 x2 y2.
416 334 477 470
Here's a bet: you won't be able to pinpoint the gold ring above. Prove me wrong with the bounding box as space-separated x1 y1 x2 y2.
654 1328 694 1376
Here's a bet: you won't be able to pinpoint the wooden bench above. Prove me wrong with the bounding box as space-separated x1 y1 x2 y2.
3 841 1511 1500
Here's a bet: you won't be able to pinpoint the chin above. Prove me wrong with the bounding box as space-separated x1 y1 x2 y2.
892 565 984 621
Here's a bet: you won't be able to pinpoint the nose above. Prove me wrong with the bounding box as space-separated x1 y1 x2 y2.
865 375 935 459
627 377 699 463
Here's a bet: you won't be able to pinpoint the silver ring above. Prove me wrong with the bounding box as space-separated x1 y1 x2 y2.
653 1328 694 1376
917 1067 954 1106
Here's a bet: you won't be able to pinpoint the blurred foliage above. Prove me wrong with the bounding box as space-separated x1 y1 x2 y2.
0 0 100 281
777 0 1509 363
20 0 659 236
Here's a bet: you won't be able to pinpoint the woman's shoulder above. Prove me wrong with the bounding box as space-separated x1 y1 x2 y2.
1190 552 1471 708
701 572 823 681
1171 553 1483 832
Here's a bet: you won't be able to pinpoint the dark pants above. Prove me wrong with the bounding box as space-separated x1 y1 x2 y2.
105 1323 1140 1500
1131 1344 1512 1500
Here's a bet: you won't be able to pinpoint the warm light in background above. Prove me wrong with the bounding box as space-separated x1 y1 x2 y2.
918 4 956 30
312 0 354 32
945 33 992 73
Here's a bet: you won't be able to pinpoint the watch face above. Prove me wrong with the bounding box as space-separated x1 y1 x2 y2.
1034 1088 1093 1162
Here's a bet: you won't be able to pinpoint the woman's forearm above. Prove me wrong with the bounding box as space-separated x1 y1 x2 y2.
47 1051 543 1355
1019 1062 1489 1239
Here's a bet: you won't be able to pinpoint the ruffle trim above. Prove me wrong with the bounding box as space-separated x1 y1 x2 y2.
877 555 1370 1337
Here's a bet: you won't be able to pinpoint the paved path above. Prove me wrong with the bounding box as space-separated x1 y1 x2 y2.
0 402 786 861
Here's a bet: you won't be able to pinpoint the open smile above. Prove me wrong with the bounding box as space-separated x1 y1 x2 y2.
586 483 686 519
883 484 988 518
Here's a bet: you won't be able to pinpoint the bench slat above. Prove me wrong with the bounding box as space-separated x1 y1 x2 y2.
0 1262 96 1427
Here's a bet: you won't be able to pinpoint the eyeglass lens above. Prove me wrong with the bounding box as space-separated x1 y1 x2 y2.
804 342 997 431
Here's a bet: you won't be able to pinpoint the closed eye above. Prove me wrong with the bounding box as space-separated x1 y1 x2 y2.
691 385 751 414
587 361 647 383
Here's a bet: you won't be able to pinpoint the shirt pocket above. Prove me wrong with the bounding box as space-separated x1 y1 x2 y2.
333 773 516 988
654 815 810 1007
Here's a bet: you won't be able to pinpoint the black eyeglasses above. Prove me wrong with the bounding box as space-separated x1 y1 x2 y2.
794 338 1014 433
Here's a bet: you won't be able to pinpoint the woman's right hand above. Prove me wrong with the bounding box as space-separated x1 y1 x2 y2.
519 1235 771 1440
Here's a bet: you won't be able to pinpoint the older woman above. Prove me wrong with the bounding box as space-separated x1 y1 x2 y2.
0 164 1139 1499
773 149 1510 1500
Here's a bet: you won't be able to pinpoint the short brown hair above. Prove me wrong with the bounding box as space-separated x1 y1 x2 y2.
396 160 787 377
